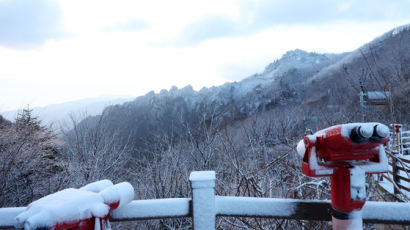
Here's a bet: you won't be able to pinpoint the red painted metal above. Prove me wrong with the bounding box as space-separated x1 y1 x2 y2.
330 167 365 213
52 201 120 230
301 123 389 214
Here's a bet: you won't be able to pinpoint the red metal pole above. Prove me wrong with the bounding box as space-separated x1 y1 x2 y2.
330 168 364 230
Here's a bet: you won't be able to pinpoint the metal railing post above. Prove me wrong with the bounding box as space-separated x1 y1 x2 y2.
189 171 216 230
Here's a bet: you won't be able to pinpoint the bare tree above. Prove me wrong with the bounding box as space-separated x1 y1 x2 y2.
0 108 64 207
59 111 132 186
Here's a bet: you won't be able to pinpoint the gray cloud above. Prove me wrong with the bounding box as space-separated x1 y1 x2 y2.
250 0 410 25
179 15 237 44
177 0 410 45
0 0 66 49
102 19 149 32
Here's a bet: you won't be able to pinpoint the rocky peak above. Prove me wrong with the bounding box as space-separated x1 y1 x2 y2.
262 49 341 78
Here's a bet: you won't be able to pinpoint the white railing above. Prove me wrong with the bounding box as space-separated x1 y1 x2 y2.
382 125 410 198
389 125 410 155
402 130 410 153
1 171 410 229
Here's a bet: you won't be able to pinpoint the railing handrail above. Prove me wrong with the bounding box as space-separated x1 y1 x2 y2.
2 197 410 229
1 171 410 229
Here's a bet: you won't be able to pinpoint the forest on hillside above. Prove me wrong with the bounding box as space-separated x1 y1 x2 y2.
0 99 406 230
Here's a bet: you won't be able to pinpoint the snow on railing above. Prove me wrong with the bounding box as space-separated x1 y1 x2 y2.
381 125 410 198
380 152 410 199
1 171 410 229
389 125 410 155
402 130 410 153
110 198 191 220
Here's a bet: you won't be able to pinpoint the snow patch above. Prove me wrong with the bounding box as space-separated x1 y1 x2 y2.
190 171 216 189
15 181 134 230
0 208 25 228
15 188 108 229
339 122 379 137
306 134 317 142
359 123 374 138
392 24 410 37
375 124 389 138
190 171 215 181
296 140 306 157
215 196 296 216
111 198 191 219
363 201 410 221
99 182 134 208
308 147 334 175
350 167 366 201
347 210 363 230
80 179 113 193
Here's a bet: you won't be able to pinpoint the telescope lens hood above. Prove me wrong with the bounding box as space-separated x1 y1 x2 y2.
359 124 373 138
374 124 389 138
350 124 373 143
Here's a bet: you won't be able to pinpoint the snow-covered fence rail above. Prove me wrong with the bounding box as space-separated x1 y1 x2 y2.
110 197 410 224
1 171 410 229
110 198 191 220
0 207 25 229
380 152 410 197
401 130 410 153
380 125 410 197
389 125 410 155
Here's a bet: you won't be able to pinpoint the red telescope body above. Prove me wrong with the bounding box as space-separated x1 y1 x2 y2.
298 123 389 214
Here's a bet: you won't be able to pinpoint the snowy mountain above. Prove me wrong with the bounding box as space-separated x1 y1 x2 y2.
1 96 134 127
77 24 410 149
145 49 345 116
303 24 410 113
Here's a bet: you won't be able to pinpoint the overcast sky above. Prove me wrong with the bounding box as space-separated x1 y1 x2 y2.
1 0 409 112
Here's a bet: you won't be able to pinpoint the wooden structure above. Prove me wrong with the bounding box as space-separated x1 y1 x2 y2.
359 91 391 122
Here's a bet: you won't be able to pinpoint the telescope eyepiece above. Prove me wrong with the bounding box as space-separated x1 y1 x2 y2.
359 124 373 138
350 124 373 143
373 124 389 139
351 123 389 143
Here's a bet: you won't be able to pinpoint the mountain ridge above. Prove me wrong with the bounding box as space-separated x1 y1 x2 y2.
0 96 134 127
67 24 410 151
